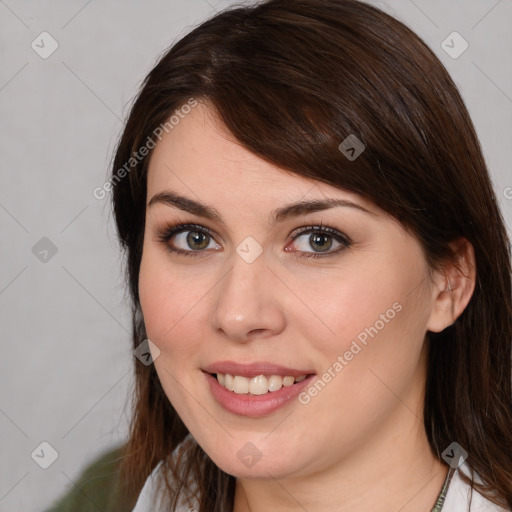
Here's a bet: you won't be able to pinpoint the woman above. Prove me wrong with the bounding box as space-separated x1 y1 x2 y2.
109 0 512 510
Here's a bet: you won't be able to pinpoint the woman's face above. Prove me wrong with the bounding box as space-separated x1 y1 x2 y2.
139 101 439 480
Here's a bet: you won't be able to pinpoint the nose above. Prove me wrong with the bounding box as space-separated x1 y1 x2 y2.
210 247 286 343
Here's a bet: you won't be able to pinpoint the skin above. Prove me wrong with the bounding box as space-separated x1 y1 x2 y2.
138 101 476 512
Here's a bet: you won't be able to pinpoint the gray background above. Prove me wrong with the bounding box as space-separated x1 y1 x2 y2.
0 0 510 510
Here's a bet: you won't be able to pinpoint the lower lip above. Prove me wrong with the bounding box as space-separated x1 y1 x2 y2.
204 372 316 417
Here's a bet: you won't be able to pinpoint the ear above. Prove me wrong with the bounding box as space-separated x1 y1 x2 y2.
426 238 476 333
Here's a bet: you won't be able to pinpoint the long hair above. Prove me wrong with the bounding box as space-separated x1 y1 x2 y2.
110 0 512 509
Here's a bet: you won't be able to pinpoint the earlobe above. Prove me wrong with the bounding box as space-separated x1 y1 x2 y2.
426 238 476 333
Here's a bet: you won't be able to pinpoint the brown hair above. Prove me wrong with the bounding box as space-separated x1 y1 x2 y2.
111 0 512 509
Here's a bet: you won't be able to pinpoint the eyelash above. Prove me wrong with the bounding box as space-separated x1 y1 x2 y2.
156 222 352 260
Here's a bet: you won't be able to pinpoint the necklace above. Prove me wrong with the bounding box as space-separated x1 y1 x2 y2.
430 466 456 512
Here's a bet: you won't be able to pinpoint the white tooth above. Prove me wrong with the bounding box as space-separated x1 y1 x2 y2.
233 376 250 394
268 375 283 392
219 374 306 394
283 376 294 387
249 375 268 395
225 374 234 391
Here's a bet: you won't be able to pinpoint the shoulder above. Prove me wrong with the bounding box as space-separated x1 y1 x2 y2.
442 463 510 512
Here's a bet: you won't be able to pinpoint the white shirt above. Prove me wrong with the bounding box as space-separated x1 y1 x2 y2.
131 460 510 512
442 464 509 512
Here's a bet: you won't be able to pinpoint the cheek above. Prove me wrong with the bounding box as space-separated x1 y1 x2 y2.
138 248 206 348
138 249 206 418
297 256 427 361
297 251 431 408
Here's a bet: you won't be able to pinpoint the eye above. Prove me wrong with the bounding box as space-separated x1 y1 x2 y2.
156 222 351 260
156 223 221 257
288 225 351 259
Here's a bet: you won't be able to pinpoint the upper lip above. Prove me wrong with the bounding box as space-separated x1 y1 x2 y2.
202 361 315 378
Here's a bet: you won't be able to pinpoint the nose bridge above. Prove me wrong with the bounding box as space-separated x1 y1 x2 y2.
210 245 285 341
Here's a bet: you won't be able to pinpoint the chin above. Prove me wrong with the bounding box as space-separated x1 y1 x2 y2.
205 447 305 481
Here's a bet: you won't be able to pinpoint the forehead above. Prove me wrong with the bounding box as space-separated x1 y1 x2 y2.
146 101 376 216
148 103 305 192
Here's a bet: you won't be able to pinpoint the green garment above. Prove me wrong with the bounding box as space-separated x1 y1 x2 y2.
43 444 138 512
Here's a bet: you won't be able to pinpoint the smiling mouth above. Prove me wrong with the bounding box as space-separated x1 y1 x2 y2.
208 372 312 395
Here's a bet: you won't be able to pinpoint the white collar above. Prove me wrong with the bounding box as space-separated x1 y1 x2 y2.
440 462 509 512
131 459 198 512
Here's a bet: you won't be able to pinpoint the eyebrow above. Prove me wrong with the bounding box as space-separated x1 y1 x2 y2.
147 190 375 227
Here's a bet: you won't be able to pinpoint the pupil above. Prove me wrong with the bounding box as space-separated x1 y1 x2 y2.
188 231 209 250
310 233 332 252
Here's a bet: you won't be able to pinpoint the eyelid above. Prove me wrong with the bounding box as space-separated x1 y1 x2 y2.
156 221 216 239
289 224 352 244
156 222 220 248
